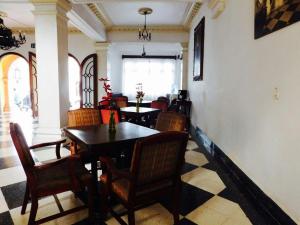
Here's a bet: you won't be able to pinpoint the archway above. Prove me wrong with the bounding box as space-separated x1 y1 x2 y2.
0 53 31 115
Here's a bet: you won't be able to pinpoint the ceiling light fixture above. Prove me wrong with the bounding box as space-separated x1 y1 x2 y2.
138 7 152 41
0 12 26 51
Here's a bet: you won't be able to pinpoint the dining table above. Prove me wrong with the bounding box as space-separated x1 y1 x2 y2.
64 122 159 184
120 106 160 126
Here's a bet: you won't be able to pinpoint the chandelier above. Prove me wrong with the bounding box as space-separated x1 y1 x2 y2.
138 8 152 41
0 12 26 50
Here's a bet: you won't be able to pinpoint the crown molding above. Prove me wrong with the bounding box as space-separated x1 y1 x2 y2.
107 25 188 33
11 27 82 34
86 3 112 28
31 0 71 12
183 2 202 28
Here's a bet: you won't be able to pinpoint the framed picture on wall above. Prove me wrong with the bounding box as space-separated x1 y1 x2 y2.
255 0 300 39
193 17 205 81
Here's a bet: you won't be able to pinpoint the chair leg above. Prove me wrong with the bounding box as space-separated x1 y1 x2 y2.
128 208 135 225
28 197 38 225
21 183 29 214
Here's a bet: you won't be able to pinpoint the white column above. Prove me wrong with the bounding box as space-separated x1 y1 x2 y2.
95 42 110 101
32 0 70 134
181 42 189 90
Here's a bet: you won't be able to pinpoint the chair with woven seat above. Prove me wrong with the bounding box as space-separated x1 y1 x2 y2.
67 108 101 155
10 123 95 225
100 131 189 225
155 112 186 132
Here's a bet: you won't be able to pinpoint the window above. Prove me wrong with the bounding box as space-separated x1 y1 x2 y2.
68 56 80 109
122 58 179 100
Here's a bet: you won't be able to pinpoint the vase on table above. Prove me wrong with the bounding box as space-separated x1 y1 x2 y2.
109 111 116 133
136 98 140 112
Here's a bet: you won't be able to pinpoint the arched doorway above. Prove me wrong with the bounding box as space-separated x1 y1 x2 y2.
68 54 81 109
0 53 31 115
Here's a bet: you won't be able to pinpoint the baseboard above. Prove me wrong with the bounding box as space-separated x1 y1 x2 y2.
190 125 297 225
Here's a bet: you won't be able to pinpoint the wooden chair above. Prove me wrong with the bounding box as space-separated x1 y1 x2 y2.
100 131 189 225
9 123 95 225
67 108 101 155
113 96 128 108
68 108 101 128
155 112 186 132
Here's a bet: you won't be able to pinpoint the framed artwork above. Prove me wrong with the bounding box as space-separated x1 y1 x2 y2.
255 0 300 39
193 17 205 81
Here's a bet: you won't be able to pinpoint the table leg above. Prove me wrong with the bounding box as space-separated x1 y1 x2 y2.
91 158 98 186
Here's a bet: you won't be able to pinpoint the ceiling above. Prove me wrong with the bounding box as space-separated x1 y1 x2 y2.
0 0 197 29
98 1 192 26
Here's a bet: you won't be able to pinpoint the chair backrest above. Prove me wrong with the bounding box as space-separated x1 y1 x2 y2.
68 108 101 127
155 112 186 132
100 109 121 124
157 96 170 105
130 131 188 188
10 123 35 175
151 100 168 112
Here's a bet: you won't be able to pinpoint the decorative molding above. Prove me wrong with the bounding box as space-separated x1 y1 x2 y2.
11 27 82 34
95 42 110 51
183 2 202 28
208 0 225 19
107 25 188 33
86 3 112 28
71 0 203 3
190 125 298 225
31 0 71 12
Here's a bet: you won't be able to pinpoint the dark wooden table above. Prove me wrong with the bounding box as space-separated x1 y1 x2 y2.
64 122 159 183
120 106 160 126
127 100 152 107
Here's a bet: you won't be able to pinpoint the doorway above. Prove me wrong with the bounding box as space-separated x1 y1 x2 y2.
0 53 31 115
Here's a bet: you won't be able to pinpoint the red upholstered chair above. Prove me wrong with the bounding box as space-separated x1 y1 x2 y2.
157 96 170 106
151 100 168 112
9 123 94 225
100 109 121 124
100 131 189 225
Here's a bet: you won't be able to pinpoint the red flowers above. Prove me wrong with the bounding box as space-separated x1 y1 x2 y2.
99 77 112 100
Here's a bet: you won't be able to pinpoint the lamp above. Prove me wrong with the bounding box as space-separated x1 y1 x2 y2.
138 8 152 41
0 12 26 50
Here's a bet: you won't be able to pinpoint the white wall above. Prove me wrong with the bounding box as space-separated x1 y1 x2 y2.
188 0 300 222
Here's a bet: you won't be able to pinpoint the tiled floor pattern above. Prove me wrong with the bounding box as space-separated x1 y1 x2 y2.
0 112 268 225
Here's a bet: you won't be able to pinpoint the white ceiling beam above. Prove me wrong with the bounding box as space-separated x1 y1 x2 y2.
70 0 202 3
68 4 106 41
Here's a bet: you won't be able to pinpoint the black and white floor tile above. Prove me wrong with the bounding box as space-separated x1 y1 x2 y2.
0 111 268 225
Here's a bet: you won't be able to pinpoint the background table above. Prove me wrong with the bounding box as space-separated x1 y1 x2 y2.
127 100 152 107
120 106 160 126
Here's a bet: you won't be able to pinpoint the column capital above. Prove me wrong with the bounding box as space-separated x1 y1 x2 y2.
180 42 189 52
31 0 71 16
95 42 111 51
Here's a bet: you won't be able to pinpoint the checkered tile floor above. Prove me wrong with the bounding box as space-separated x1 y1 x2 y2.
0 112 267 225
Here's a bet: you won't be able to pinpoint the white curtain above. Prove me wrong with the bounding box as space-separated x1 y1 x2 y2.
122 58 179 100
